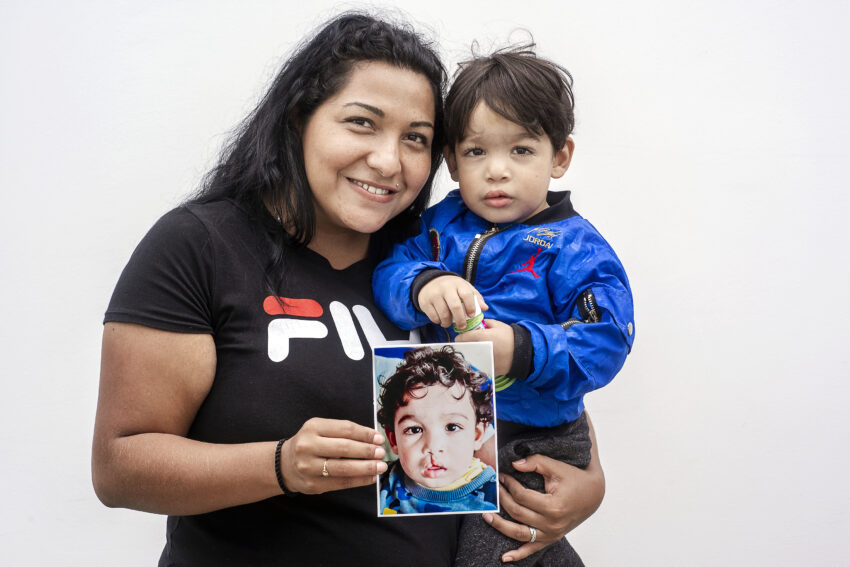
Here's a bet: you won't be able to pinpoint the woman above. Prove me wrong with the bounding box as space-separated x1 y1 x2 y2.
92 13 604 565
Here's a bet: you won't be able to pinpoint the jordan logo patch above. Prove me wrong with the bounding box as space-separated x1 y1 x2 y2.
510 247 544 279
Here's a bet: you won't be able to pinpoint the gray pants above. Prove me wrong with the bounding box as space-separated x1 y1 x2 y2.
455 413 591 567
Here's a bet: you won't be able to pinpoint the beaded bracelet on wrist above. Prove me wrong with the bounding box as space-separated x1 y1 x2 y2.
274 438 288 494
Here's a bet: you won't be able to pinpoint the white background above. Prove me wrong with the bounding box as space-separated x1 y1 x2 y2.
2 1 848 565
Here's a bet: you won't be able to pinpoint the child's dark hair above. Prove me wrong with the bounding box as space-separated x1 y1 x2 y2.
377 346 493 431
444 43 574 152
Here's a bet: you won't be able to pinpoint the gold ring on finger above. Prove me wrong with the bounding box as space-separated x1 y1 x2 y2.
321 459 330 477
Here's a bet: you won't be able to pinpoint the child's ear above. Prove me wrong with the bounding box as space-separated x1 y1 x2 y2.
384 428 398 454
550 137 575 179
443 147 459 182
472 422 487 451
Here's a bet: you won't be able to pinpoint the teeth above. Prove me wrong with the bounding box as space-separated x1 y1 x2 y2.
351 179 391 195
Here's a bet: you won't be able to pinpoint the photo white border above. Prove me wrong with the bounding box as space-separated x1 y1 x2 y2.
373 342 499 518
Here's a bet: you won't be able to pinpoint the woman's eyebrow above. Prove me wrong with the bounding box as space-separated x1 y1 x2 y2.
343 102 433 129
344 102 384 116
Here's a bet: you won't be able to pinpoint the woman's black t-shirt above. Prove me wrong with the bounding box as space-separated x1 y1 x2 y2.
105 199 459 566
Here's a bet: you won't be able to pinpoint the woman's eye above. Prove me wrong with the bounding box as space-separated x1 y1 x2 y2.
405 132 429 146
345 117 373 128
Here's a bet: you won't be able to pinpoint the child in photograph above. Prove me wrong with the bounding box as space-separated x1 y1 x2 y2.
377 345 498 515
373 45 635 565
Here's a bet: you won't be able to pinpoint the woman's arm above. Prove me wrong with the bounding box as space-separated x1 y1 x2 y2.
482 412 605 563
92 322 386 516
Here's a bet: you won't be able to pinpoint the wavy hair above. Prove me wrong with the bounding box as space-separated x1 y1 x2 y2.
190 12 446 276
377 346 494 431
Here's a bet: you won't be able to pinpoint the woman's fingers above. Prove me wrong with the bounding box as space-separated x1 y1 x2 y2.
281 418 387 494
499 475 549 523
482 512 549 563
495 478 547 532
322 456 386 479
309 417 383 445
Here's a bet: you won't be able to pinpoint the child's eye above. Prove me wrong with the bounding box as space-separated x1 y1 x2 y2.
403 426 423 435
445 423 462 432
463 147 485 157
513 146 534 155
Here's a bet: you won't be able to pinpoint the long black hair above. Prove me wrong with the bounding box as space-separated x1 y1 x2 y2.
190 12 446 274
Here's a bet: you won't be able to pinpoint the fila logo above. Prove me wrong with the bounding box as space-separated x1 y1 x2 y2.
264 296 419 362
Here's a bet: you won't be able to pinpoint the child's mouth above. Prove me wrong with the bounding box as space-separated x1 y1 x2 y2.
423 464 446 478
484 191 512 208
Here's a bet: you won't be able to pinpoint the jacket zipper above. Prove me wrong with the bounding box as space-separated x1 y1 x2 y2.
463 224 509 283
444 224 508 342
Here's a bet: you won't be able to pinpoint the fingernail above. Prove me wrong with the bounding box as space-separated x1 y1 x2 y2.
374 432 384 445
513 458 526 465
483 513 493 524
502 555 513 563
499 475 505 484
377 461 388 474
375 447 385 459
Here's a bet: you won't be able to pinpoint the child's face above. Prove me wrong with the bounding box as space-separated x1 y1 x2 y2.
386 382 487 489
445 102 573 224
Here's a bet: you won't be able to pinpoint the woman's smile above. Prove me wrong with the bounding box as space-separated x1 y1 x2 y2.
348 177 398 197
301 61 435 240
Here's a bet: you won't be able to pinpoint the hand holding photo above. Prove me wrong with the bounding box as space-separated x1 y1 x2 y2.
373 343 498 516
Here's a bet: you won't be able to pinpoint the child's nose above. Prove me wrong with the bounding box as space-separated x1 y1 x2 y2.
423 431 445 453
485 156 510 182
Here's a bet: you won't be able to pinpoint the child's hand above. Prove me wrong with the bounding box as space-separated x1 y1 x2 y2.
454 319 514 376
417 275 488 329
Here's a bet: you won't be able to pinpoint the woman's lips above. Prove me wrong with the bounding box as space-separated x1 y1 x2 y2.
348 177 396 195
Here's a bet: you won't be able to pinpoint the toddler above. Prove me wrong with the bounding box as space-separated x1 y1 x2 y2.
374 45 634 566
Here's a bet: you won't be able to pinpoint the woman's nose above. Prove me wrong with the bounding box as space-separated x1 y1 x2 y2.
366 136 401 179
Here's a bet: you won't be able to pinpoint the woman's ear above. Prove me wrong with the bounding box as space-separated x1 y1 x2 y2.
443 147 459 182
551 137 575 179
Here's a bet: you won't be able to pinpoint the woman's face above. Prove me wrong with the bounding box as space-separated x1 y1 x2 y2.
301 61 435 238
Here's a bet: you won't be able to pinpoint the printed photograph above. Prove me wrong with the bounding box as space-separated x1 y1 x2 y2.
373 343 499 517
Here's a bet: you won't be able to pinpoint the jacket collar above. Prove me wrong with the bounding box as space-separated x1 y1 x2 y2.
521 191 579 226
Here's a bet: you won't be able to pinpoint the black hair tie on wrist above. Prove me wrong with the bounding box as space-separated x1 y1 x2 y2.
274 438 288 494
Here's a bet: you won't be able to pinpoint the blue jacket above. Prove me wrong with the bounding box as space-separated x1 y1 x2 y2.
373 190 634 427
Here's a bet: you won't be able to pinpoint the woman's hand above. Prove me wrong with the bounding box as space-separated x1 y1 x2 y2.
279 418 388 494
483 414 605 563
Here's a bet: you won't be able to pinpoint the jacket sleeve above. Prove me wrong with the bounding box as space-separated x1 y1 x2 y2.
372 219 452 330
518 227 635 401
